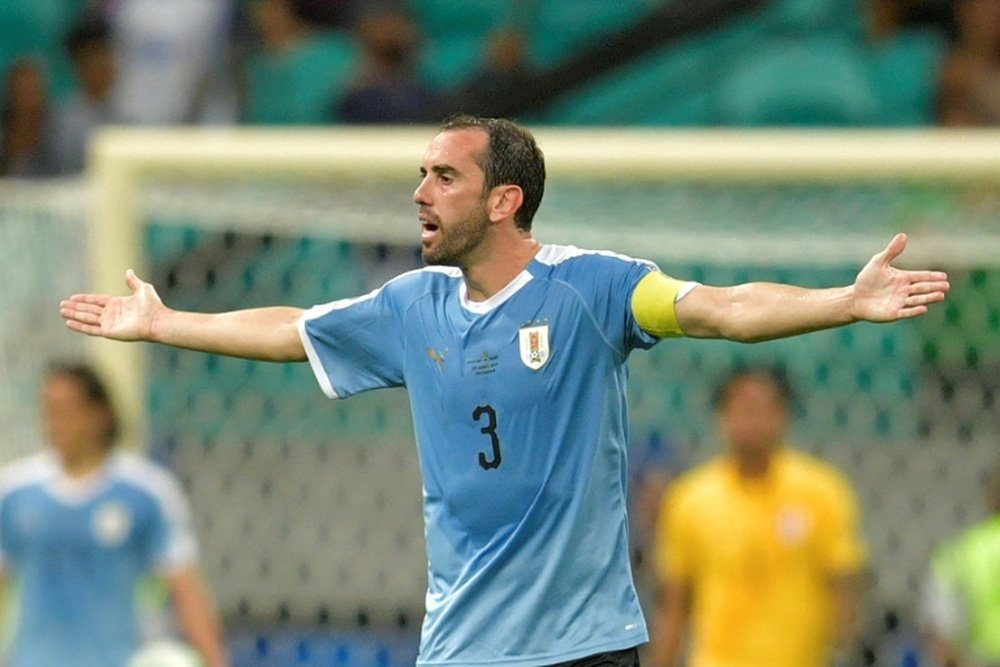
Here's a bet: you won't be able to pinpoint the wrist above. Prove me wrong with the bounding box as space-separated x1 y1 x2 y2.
841 285 860 324
147 305 172 344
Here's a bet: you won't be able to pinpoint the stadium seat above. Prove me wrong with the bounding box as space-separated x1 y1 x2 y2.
867 29 946 126
408 0 518 88
0 0 84 102
715 35 881 126
755 0 866 38
245 31 359 125
417 34 487 89
528 0 661 67
540 38 714 126
407 0 516 35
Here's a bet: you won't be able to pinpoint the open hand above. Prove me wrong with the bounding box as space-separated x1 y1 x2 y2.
851 234 950 323
60 269 163 341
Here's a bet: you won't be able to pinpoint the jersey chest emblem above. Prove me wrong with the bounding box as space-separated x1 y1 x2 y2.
92 501 132 547
775 505 810 547
518 324 550 371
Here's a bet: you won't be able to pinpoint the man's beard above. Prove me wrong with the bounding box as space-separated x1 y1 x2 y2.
422 205 491 267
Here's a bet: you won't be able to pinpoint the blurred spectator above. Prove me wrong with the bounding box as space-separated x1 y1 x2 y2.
244 0 359 125
922 464 1000 666
938 0 1000 126
648 367 866 667
0 362 226 667
0 58 55 177
0 0 90 103
51 16 116 174
864 0 951 125
628 431 678 626
336 3 438 124
440 26 536 118
867 0 955 40
101 0 237 125
280 0 356 28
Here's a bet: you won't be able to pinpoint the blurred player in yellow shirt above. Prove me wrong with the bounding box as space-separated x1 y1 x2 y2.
648 367 865 667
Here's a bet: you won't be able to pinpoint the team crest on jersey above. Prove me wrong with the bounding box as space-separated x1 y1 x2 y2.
93 501 132 547
518 324 550 370
775 505 809 546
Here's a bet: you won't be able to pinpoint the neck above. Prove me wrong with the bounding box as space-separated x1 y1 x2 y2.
266 23 310 54
733 452 774 480
463 234 541 301
60 446 109 478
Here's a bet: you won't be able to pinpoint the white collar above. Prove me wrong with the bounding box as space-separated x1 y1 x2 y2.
458 270 534 314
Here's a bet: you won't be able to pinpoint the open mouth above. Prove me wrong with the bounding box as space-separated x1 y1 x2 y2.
421 218 440 241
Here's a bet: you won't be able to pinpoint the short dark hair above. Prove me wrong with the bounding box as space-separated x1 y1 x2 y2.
47 361 120 446
439 115 545 232
64 16 111 57
712 365 795 411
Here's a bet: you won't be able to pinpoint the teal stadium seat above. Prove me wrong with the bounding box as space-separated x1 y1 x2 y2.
868 29 946 126
541 20 763 126
0 0 84 102
534 0 870 127
715 35 881 126
408 0 517 35
528 0 662 67
544 47 716 126
754 0 865 38
407 0 519 88
417 34 489 89
246 31 359 125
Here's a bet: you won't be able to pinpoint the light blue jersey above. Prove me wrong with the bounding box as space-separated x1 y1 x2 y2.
0 450 197 667
300 245 665 666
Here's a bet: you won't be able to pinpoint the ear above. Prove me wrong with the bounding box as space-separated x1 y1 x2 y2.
488 185 524 224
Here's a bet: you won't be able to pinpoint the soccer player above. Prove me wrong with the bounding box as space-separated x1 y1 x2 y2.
649 368 865 667
0 363 226 667
922 464 1000 666
59 115 949 666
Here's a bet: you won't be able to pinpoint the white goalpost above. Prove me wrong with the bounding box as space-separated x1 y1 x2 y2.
49 125 996 625
86 126 1000 446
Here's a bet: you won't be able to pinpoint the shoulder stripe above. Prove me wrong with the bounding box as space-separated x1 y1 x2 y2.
113 452 198 568
0 452 57 497
535 244 658 270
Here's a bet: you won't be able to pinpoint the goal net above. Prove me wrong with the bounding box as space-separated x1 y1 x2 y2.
4 126 999 658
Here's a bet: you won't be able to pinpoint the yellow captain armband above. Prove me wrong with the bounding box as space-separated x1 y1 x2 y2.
631 271 698 338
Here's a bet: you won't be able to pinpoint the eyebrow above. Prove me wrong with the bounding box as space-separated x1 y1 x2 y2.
419 165 459 177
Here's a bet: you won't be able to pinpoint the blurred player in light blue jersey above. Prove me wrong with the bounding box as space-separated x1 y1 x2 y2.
0 363 227 667
60 116 950 666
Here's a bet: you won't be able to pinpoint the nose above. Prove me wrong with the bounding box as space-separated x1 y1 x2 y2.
413 176 430 206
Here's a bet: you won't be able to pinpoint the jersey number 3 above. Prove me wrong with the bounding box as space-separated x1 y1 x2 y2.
473 405 502 470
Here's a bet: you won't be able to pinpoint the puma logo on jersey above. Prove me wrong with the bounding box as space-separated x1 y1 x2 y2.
426 347 448 370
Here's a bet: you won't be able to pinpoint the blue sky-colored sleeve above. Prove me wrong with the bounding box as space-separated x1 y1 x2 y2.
298 283 407 399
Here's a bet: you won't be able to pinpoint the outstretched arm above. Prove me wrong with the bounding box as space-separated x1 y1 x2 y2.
60 270 307 362
675 233 949 341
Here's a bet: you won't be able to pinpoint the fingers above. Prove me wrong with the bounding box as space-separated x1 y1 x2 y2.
892 283 948 320
896 305 929 319
904 270 949 284
61 306 103 326
64 293 110 306
60 299 105 316
905 290 948 308
877 233 908 266
61 300 106 335
60 297 108 335
63 318 104 336
908 279 951 295
125 268 141 292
